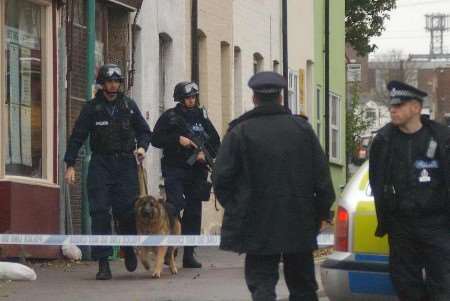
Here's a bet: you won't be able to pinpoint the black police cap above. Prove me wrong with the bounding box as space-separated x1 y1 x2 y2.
387 80 428 105
248 71 287 94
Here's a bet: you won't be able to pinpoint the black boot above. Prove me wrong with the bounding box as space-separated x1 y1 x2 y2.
183 247 202 268
123 247 137 272
96 258 112 280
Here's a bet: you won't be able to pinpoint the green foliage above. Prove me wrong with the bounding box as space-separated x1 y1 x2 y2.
346 83 371 165
346 0 397 56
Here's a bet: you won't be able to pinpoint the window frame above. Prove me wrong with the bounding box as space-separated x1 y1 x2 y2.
0 0 55 185
316 87 321 141
288 69 298 114
329 92 342 164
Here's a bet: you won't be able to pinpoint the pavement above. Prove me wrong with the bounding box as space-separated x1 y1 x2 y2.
0 247 329 301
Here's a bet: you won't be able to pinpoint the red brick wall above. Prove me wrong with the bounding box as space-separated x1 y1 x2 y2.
436 68 450 123
66 0 133 234
0 182 60 259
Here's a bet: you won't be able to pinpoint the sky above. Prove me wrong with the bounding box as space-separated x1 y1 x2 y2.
370 0 450 59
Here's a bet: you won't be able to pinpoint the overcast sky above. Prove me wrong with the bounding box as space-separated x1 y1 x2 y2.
370 0 450 58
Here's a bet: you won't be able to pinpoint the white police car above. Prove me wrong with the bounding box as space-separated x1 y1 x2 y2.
320 162 398 301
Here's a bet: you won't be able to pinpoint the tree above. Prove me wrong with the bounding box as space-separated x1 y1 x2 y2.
370 50 418 105
346 0 397 56
346 82 372 176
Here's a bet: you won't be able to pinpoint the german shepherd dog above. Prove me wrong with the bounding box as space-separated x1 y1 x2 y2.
135 195 181 278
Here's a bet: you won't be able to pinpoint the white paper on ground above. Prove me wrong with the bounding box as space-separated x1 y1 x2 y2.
0 262 37 281
61 244 82 261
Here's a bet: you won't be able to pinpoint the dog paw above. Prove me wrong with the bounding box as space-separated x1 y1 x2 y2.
151 271 161 279
170 267 178 275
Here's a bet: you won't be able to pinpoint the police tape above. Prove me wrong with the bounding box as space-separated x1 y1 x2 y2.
0 233 334 247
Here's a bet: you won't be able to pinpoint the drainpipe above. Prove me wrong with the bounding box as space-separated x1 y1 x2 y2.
282 0 288 108
58 5 68 234
191 0 199 84
324 0 330 157
81 0 95 258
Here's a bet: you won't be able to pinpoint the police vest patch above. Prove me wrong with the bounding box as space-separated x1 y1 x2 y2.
96 121 109 126
414 160 439 169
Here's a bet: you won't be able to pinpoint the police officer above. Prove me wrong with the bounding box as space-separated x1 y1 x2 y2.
213 72 335 301
64 64 152 280
369 80 450 301
151 81 220 268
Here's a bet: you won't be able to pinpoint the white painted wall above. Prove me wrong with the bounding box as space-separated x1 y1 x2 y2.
133 0 190 196
233 0 283 115
288 0 315 116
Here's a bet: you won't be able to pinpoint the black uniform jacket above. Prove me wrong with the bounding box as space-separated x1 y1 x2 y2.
151 103 220 169
64 91 152 167
212 104 335 254
369 116 450 237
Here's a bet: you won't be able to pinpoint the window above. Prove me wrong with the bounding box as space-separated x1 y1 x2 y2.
159 33 172 114
316 88 321 140
5 0 43 178
234 47 242 117
2 0 54 180
365 109 376 124
273 60 280 73
73 0 86 26
330 94 341 162
221 41 231 134
288 69 298 114
95 4 105 74
197 30 207 106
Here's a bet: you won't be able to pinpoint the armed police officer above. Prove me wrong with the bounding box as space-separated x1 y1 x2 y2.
213 72 335 301
152 81 220 268
64 64 152 280
369 81 450 301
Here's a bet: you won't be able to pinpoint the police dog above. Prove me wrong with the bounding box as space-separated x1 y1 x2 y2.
135 195 181 278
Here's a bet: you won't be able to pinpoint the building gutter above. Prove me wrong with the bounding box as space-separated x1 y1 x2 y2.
282 0 289 108
324 0 330 157
191 0 199 83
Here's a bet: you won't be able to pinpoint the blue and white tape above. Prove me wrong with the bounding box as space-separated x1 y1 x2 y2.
0 233 334 247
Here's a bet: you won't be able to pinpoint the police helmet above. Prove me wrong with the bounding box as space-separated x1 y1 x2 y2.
96 64 124 85
173 81 199 102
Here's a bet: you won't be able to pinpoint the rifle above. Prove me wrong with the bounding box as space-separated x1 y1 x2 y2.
168 112 216 169
185 129 215 169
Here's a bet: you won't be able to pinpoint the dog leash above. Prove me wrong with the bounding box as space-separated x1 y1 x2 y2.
138 163 149 197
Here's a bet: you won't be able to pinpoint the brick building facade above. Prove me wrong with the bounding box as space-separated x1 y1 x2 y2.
66 0 142 234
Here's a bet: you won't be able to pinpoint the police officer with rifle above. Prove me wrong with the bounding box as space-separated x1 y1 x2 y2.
152 81 220 268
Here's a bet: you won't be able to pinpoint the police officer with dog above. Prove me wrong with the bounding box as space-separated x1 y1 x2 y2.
213 72 335 301
64 64 152 280
152 81 220 269
369 81 450 301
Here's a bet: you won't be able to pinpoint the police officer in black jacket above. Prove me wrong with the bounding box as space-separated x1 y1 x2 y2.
64 64 152 280
213 72 335 301
369 81 450 301
152 81 220 268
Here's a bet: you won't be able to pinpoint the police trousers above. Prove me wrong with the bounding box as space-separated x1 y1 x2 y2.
245 252 319 301
163 166 208 237
388 214 450 301
87 154 139 260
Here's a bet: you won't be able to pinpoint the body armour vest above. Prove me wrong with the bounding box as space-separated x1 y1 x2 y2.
90 96 137 154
